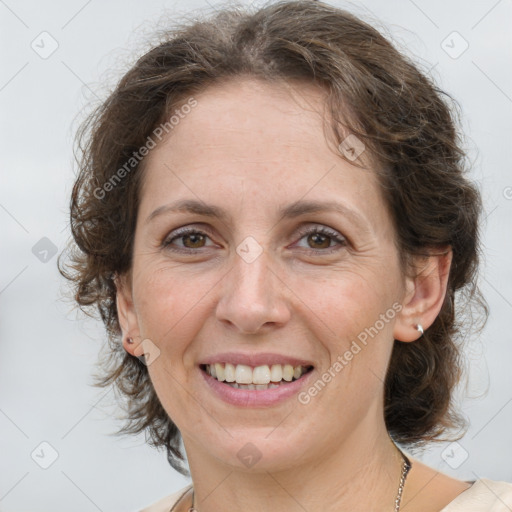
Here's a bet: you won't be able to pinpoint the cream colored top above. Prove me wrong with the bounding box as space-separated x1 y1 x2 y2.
140 478 512 511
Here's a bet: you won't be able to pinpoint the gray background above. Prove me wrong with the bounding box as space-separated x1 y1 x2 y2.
0 0 511 510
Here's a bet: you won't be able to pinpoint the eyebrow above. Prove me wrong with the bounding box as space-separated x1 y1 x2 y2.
145 198 369 231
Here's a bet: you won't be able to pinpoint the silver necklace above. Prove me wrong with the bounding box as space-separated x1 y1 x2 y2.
395 451 412 511
174 451 411 512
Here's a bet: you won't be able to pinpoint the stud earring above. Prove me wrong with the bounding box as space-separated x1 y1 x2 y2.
126 337 134 344
416 324 424 335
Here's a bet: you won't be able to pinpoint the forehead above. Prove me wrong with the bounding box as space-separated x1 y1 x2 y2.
139 77 389 230
157 78 336 163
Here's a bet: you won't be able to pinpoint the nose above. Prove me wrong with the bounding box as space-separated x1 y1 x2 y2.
215 248 291 334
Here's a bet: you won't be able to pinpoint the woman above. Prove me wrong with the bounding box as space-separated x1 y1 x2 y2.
59 1 512 511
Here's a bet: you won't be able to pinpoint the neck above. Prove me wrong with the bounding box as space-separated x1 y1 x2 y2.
183 425 407 512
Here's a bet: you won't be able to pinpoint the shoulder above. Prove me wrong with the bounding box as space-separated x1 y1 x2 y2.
401 455 512 512
440 478 512 511
139 483 193 512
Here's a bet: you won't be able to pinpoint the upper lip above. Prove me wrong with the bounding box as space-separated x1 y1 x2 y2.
200 352 315 368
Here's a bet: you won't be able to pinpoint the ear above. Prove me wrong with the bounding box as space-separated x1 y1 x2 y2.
115 272 144 358
393 247 453 342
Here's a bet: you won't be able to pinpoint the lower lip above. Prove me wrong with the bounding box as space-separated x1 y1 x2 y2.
199 366 315 407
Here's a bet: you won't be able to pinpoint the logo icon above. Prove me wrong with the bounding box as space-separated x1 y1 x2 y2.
236 236 263 264
338 134 365 161
31 441 59 469
441 32 469 59
441 441 469 469
137 338 161 366
237 442 263 468
31 32 59 59
32 237 58 263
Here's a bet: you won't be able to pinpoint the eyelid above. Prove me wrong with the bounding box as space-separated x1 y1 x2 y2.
294 223 344 239
292 224 347 251
162 225 217 248
162 223 347 252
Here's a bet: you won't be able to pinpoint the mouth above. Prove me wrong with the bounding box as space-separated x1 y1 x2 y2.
199 363 315 390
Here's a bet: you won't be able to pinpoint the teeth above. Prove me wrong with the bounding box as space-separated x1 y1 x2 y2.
204 363 310 384
270 364 282 382
214 363 223 381
253 365 270 384
227 382 282 389
224 363 236 382
283 364 294 382
235 364 253 384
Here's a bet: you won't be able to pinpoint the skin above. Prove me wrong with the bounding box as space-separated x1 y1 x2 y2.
117 77 471 511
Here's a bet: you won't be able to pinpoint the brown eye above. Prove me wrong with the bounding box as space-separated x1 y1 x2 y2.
181 233 207 249
306 232 332 249
295 226 347 254
162 228 215 252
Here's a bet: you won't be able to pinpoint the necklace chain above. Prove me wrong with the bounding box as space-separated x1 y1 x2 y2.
395 451 412 512
179 451 411 512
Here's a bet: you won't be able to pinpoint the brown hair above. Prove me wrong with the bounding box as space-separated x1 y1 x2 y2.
59 0 487 477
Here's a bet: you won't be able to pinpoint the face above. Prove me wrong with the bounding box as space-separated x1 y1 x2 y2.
119 77 413 473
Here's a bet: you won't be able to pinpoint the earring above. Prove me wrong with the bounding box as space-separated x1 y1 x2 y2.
416 324 424 335
126 337 134 344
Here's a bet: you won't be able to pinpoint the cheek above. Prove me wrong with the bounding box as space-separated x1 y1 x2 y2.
292 264 399 332
133 265 213 350
289 269 399 380
133 268 213 417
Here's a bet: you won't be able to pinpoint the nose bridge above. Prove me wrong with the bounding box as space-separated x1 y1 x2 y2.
215 244 289 333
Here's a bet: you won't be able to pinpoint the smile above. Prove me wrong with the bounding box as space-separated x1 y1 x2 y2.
201 363 313 389
199 363 315 407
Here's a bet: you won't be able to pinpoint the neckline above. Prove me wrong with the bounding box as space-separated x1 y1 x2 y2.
169 485 193 512
171 479 480 512
438 479 479 511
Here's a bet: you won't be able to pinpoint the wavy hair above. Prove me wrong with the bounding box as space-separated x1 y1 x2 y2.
58 0 488 477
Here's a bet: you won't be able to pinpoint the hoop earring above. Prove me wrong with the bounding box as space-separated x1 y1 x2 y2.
416 324 424 335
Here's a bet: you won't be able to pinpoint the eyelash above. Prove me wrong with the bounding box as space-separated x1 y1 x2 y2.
162 225 347 255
